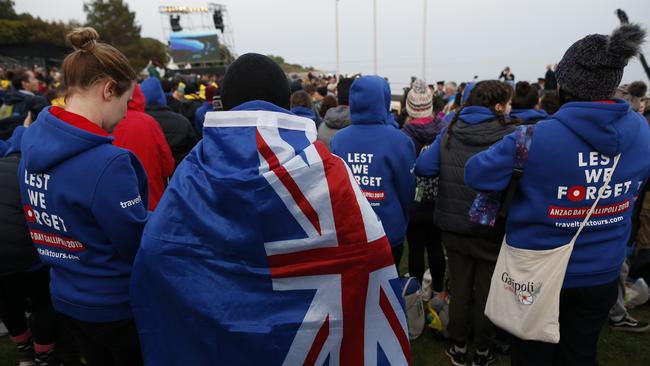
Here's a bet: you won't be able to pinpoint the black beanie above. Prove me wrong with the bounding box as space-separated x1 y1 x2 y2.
221 53 290 110
556 24 646 100
337 78 354 106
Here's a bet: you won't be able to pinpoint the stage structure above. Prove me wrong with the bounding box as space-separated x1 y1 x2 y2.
159 3 236 68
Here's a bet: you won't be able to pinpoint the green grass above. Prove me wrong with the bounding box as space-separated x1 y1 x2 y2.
1 244 649 366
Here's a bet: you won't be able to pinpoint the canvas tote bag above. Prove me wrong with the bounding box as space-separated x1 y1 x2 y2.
484 154 621 343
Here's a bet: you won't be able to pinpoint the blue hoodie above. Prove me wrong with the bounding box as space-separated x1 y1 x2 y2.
195 101 214 133
290 106 317 123
18 107 149 322
465 100 650 288
1 126 25 157
141 77 167 106
511 108 548 124
331 76 416 246
415 106 501 177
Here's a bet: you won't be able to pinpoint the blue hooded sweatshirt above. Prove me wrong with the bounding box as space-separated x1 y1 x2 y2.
511 108 549 124
290 106 317 123
1 126 25 157
465 100 650 288
195 101 214 133
331 76 416 247
141 77 167 106
18 107 149 322
415 106 501 177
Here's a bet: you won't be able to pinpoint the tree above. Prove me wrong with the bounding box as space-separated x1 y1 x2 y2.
139 37 169 67
84 0 167 71
83 0 140 47
0 0 18 20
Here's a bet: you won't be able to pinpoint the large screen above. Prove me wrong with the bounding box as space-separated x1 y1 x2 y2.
168 31 221 64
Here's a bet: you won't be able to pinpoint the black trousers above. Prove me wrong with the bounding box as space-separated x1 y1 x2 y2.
510 279 619 366
445 245 496 349
392 243 404 268
59 314 143 366
407 219 445 292
0 267 56 345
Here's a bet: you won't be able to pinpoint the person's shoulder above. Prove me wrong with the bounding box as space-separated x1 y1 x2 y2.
384 124 414 144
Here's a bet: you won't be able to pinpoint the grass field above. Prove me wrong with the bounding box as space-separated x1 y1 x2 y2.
1 245 649 366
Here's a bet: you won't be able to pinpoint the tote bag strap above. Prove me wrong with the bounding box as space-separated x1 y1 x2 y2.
571 154 622 243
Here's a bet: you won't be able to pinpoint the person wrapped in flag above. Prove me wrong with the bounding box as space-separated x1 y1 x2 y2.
130 54 412 366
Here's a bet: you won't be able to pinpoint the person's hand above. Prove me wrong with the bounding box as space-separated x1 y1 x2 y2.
23 111 33 127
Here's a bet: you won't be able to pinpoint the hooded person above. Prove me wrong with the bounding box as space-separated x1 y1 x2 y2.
400 79 447 293
141 77 198 168
465 24 650 365
330 76 416 265
317 78 354 149
510 81 548 124
130 54 411 366
18 28 147 366
112 84 175 211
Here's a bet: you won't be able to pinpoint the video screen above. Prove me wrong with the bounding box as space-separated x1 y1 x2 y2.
168 31 221 63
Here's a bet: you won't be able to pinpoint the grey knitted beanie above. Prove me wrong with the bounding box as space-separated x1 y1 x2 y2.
556 24 646 100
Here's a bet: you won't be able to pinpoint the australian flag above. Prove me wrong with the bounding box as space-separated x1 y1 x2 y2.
130 101 412 365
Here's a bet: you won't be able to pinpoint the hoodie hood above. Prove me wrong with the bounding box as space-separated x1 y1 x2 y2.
128 84 146 112
349 76 389 125
21 107 113 173
511 108 548 122
322 105 351 129
458 106 498 125
461 82 476 105
141 78 167 107
554 99 641 156
290 106 316 121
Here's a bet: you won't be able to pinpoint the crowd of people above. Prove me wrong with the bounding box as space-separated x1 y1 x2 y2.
0 21 650 366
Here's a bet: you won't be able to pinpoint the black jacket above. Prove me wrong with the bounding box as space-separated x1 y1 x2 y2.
0 153 40 276
434 119 516 237
0 90 49 140
145 105 198 167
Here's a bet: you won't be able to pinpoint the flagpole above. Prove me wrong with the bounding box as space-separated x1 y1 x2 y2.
373 0 377 75
422 0 427 81
335 0 341 77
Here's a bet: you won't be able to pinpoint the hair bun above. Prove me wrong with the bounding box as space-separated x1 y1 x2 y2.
67 27 100 52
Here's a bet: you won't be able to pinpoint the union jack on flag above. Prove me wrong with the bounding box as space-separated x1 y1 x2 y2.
131 102 412 366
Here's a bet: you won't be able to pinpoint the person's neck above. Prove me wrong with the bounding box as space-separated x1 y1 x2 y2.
63 96 103 129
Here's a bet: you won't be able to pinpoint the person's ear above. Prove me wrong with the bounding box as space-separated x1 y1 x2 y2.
494 103 505 112
102 80 116 101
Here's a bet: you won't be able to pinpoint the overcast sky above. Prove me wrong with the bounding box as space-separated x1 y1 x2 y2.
14 0 650 90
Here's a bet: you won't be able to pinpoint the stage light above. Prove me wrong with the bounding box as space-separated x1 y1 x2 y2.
213 10 224 32
170 14 182 32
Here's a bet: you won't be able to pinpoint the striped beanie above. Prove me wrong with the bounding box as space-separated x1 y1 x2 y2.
406 79 433 118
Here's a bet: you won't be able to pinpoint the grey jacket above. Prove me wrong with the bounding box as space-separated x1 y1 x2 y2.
317 106 350 150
